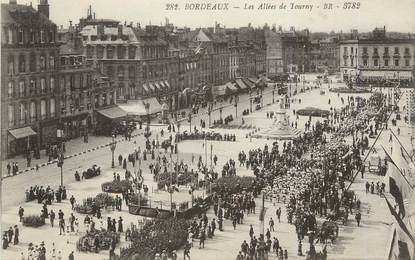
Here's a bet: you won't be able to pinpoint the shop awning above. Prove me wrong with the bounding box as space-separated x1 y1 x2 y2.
226 82 238 92
97 106 128 119
118 101 147 116
142 97 162 114
154 82 162 91
143 84 150 94
212 85 227 96
148 83 156 92
159 81 167 90
9 126 37 139
235 78 248 89
164 80 171 89
242 78 254 89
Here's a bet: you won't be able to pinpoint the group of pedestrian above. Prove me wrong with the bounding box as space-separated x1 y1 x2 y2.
6 161 19 176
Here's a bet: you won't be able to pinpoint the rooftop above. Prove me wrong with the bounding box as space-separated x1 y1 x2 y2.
1 3 55 27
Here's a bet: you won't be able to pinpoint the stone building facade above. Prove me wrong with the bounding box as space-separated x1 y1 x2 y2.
1 0 60 158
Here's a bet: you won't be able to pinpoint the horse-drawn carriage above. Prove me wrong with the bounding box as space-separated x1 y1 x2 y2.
315 221 339 244
326 208 348 225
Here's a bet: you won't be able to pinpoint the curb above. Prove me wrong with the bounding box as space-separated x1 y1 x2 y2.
3 132 144 179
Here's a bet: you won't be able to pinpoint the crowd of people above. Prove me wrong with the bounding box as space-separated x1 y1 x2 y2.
25 185 67 204
176 131 236 142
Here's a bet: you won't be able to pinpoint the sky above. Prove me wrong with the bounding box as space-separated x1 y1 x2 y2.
3 0 415 33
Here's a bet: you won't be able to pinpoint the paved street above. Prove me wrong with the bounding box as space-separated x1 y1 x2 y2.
2 75 405 260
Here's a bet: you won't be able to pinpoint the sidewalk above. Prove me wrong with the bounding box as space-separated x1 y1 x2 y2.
2 129 143 179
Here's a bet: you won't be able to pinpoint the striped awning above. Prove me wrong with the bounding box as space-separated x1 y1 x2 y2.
235 78 248 89
160 81 169 91
148 83 156 92
143 84 150 94
9 126 37 139
154 82 161 91
97 106 128 119
164 80 171 89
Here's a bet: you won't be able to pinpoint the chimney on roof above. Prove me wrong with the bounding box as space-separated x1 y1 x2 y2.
9 0 17 5
93 12 96 19
38 0 50 19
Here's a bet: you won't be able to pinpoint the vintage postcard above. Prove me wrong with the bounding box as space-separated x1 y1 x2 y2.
1 0 414 259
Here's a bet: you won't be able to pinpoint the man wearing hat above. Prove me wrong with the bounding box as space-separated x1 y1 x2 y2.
13 225 19 245
39 241 46 260
7 227 13 244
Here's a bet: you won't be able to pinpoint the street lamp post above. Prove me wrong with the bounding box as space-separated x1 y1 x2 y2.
249 90 253 112
219 107 223 122
210 143 213 169
110 134 117 168
234 95 239 118
188 113 192 132
208 102 213 128
272 84 276 104
57 142 64 187
145 103 150 137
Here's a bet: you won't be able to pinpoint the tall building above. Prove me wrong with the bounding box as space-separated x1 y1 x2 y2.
308 37 340 73
79 14 180 110
340 27 415 84
281 28 310 73
1 0 60 159
264 28 283 77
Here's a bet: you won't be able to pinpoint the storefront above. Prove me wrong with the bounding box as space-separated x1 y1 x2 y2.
8 126 37 157
61 113 90 140
95 106 128 136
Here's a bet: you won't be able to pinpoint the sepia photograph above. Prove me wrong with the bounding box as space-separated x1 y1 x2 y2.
1 0 414 259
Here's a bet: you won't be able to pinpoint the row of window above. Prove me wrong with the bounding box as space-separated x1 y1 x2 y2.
86 45 169 60
85 34 129 42
7 53 56 75
7 78 55 98
363 59 411 67
3 27 56 45
7 73 93 99
86 45 137 60
94 92 116 108
8 99 56 126
60 73 93 92
363 47 411 55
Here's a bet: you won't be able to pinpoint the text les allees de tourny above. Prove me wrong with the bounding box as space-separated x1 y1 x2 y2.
165 2 361 11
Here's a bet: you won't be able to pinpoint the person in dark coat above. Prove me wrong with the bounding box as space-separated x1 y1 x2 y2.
13 225 19 245
68 251 74 260
18 206 24 222
7 227 13 243
355 212 362 226
112 219 116 232
118 154 123 166
123 158 127 169
107 217 111 231
94 235 100 253
118 217 123 232
2 232 8 249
